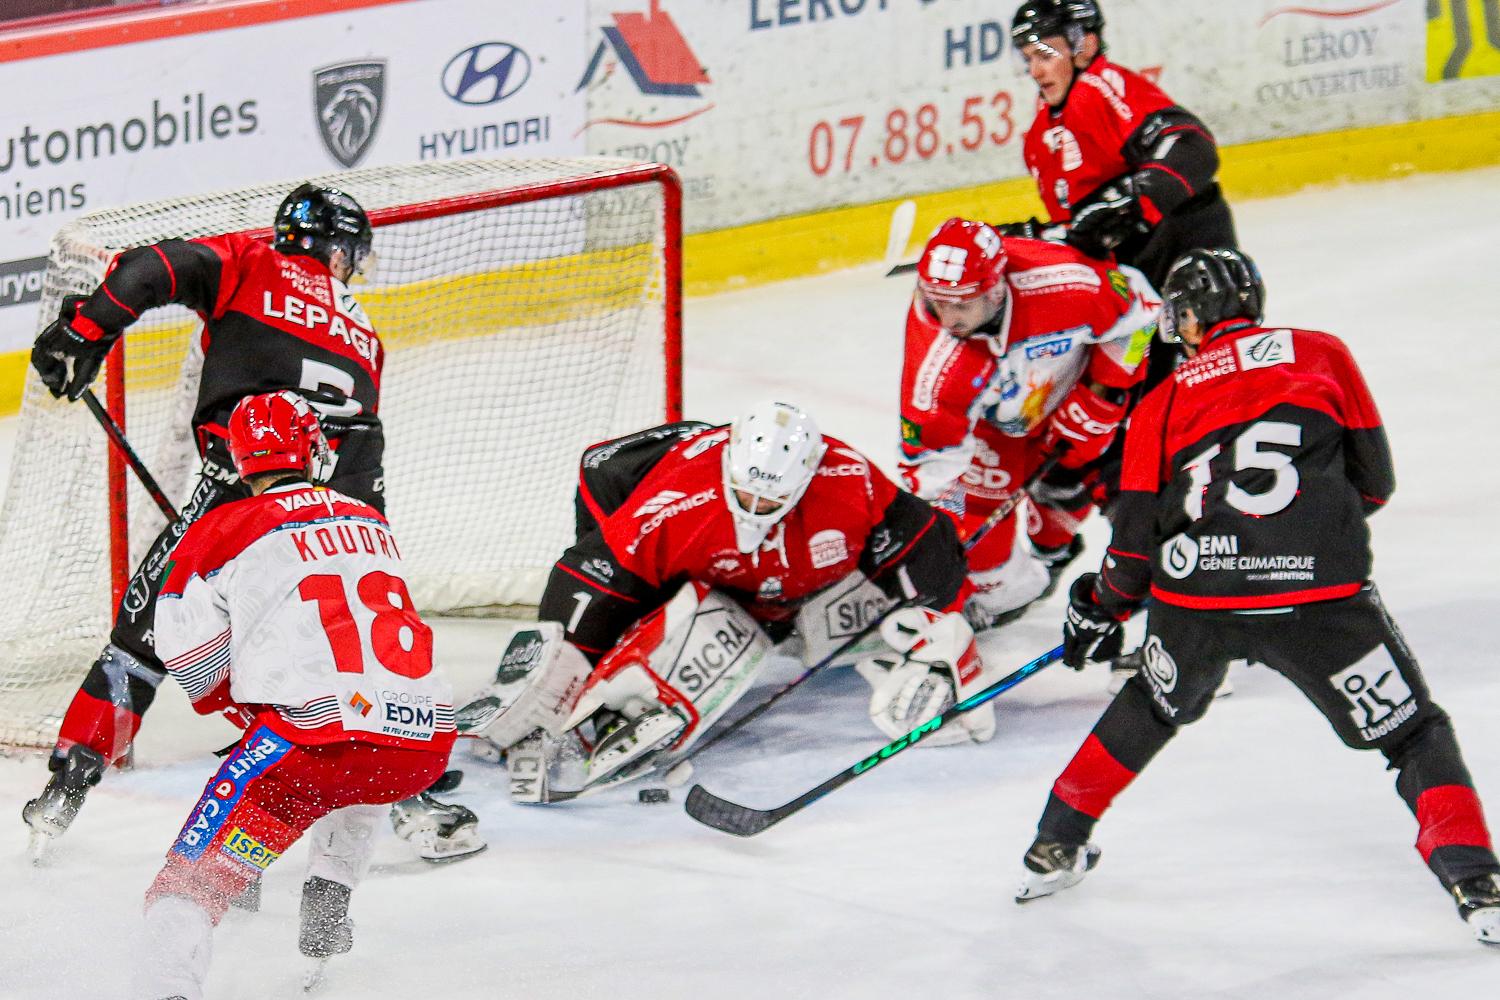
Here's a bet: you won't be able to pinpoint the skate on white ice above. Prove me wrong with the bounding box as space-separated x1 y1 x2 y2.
1451 873 1500 946
1015 838 1102 902
389 792 487 862
300 876 354 991
21 744 105 861
584 707 685 787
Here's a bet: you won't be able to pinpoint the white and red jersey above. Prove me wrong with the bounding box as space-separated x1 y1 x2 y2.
1021 56 1181 223
156 482 454 751
897 238 1158 500
597 429 903 626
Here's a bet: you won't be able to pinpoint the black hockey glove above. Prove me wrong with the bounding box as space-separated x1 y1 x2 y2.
1065 176 1151 260
31 295 112 401
1062 573 1122 670
1030 463 1091 514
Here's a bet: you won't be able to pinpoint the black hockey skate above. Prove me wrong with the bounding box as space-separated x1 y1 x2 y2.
22 744 105 860
389 792 487 863
1015 837 1102 903
1451 873 1500 945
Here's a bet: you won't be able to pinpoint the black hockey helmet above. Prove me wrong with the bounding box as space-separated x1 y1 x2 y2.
273 183 373 275
1159 248 1265 343
1011 0 1105 51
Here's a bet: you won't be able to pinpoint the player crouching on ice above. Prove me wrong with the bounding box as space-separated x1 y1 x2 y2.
897 218 1159 635
140 392 459 998
1012 249 1500 945
457 401 994 801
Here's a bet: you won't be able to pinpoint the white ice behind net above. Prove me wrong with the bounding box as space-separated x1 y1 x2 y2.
0 158 672 748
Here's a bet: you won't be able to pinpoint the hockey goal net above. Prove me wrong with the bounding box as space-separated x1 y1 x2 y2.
0 157 682 749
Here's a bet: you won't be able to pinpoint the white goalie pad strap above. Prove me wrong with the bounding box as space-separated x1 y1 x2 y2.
855 608 997 747
469 622 592 749
793 572 896 670
562 582 775 755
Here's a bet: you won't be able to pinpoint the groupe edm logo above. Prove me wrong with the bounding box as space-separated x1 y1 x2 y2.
442 43 532 106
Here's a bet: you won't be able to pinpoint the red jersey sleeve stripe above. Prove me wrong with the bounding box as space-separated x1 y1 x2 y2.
1106 547 1150 562
151 244 178 300
555 563 640 603
100 283 140 320
1139 161 1193 194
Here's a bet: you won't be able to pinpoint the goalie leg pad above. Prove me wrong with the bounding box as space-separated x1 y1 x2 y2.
855 608 998 747
463 622 592 749
791 572 896 670
563 583 775 775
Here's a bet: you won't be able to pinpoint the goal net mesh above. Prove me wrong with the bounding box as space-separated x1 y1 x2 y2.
0 157 679 749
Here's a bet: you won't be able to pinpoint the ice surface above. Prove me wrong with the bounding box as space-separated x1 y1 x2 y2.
2 167 1498 998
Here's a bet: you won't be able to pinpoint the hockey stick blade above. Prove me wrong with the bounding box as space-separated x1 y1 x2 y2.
885 260 919 277
684 643 1064 837
684 784 784 837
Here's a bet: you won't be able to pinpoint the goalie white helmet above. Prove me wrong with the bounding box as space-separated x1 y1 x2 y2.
722 400 827 553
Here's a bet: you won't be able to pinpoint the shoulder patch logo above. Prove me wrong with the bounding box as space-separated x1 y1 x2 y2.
631 490 687 517
808 529 849 570
901 416 923 448
1235 329 1295 371
1108 269 1130 301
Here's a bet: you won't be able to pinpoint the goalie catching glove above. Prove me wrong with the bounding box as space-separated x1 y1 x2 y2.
31 294 114 401
855 608 997 747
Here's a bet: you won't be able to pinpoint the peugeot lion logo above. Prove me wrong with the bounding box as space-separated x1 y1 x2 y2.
313 60 386 168
442 42 531 106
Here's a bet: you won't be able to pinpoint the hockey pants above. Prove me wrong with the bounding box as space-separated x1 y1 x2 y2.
141 723 446 998
1035 585 1499 890
52 430 386 766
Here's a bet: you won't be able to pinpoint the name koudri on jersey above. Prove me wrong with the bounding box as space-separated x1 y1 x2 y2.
155 484 454 750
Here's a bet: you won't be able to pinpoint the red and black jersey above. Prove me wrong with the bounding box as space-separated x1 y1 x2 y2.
1021 56 1220 230
69 233 381 449
539 422 965 660
1097 321 1394 614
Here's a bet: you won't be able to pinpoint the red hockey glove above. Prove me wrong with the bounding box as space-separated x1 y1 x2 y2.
1045 384 1126 469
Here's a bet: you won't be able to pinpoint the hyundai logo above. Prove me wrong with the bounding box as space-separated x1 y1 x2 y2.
442 42 531 106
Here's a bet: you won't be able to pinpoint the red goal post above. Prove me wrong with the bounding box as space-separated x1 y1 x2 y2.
0 157 682 749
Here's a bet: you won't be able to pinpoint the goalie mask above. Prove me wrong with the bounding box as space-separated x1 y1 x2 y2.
722 401 827 554
917 218 1010 337
228 390 334 482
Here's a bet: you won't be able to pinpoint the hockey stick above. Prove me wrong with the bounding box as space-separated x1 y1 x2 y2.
684 642 1064 836
883 200 917 277
82 387 177 520
662 450 1066 785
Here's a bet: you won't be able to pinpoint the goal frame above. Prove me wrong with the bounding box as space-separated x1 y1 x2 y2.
102 162 684 610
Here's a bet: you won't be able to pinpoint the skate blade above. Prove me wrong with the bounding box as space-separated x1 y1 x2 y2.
586 713 684 786
26 828 55 866
1014 868 1089 903
1469 906 1500 945
417 837 488 865
302 957 330 993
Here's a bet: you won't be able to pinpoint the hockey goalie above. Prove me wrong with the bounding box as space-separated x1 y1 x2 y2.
459 401 1000 801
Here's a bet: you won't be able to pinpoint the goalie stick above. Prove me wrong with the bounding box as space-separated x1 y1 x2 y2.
82 387 177 521
684 642 1064 837
662 449 1067 783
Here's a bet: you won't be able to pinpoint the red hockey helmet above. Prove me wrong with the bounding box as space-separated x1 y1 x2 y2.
227 391 331 482
916 218 1008 304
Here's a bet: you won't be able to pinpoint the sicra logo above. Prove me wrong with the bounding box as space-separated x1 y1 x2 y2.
577 0 713 130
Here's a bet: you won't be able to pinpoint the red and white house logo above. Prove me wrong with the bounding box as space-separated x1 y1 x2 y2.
577 0 713 131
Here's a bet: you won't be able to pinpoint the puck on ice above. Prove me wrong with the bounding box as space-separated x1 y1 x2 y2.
638 787 670 804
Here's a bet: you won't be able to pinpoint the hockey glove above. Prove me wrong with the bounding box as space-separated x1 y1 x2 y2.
1044 384 1126 470
1029 463 1091 514
1062 573 1122 670
31 295 113 401
1065 176 1151 260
